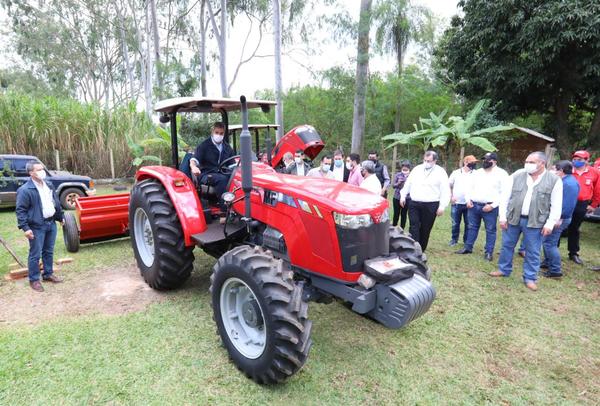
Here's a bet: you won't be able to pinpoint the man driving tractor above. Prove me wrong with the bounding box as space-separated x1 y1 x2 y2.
189 121 234 197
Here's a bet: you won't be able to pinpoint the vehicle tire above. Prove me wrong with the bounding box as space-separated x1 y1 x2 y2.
60 187 84 210
62 211 80 253
389 226 431 281
129 178 194 290
210 245 312 384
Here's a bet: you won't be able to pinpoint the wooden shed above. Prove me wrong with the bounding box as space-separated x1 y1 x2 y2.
496 127 555 171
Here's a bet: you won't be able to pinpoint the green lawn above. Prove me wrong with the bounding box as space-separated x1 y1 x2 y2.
1 190 599 404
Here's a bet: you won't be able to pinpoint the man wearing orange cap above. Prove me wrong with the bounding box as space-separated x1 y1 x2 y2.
567 150 600 265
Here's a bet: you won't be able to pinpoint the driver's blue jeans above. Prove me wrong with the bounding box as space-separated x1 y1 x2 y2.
200 172 229 198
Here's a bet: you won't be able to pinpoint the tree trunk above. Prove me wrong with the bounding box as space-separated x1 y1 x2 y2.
116 4 135 100
144 2 154 117
554 91 571 158
393 54 404 132
459 146 465 168
207 0 228 97
148 0 162 94
350 0 372 154
587 105 600 150
199 0 208 96
273 0 284 141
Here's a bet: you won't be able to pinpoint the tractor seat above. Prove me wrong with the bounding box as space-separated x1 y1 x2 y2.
198 183 218 200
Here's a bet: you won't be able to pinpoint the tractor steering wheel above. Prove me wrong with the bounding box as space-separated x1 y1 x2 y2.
217 155 241 175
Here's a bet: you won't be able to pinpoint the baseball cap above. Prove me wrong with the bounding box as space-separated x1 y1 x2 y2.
572 150 590 160
463 155 478 164
482 152 498 161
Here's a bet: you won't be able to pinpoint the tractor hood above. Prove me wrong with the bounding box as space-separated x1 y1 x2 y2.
240 163 388 217
270 125 325 168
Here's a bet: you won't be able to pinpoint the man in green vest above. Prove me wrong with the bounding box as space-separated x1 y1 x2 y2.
491 151 563 291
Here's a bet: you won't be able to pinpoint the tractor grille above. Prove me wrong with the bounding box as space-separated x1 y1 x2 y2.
335 221 389 273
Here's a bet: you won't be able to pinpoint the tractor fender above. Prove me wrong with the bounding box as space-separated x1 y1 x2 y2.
135 166 207 246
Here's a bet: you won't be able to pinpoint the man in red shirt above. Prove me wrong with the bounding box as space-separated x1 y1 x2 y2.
567 150 600 265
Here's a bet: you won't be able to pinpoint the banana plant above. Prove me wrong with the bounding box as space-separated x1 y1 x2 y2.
382 109 450 152
128 115 189 167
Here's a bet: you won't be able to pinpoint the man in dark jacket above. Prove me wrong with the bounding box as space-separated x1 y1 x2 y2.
16 161 65 292
368 151 390 197
286 149 311 176
190 121 234 197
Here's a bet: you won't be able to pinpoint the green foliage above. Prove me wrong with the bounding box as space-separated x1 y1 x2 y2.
0 92 154 178
436 0 600 150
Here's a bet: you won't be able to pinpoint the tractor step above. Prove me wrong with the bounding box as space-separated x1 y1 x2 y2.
191 220 247 246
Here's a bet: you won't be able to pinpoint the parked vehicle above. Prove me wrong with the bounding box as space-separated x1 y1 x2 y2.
125 96 435 384
0 154 95 210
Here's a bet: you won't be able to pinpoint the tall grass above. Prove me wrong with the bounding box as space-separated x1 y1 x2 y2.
0 92 154 178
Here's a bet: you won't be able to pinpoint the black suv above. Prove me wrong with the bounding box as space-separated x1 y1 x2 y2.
0 154 96 210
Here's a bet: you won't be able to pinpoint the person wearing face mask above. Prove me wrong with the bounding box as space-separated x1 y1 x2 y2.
448 155 478 247
346 153 364 186
190 121 234 198
457 152 508 261
359 160 383 194
368 151 391 197
279 152 294 173
539 160 580 278
287 149 311 176
565 150 600 265
400 151 450 252
307 153 335 179
15 161 65 292
392 161 412 229
330 149 350 182
493 151 562 291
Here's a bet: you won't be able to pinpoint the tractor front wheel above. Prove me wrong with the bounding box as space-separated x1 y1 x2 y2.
210 245 312 384
129 179 194 290
389 226 432 281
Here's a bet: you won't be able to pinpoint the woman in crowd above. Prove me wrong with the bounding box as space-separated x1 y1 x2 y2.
392 160 411 229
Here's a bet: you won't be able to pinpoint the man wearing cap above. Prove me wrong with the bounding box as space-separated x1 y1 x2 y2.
448 155 478 246
456 152 509 261
566 150 600 265
492 151 562 291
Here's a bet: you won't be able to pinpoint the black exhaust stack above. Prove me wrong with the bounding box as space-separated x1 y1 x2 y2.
239 96 252 219
265 126 272 166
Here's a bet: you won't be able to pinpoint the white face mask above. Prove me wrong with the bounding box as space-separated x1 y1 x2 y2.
346 162 353 170
294 157 302 164
524 162 538 174
36 170 46 180
424 162 434 169
212 133 224 144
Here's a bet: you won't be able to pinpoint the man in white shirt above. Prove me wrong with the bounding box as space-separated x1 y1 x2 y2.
400 151 450 251
359 160 383 195
330 149 349 182
448 155 478 246
287 150 311 176
456 152 509 261
491 151 562 291
307 154 335 179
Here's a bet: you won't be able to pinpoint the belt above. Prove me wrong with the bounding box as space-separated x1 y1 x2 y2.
473 201 493 205
520 215 528 219
43 217 55 222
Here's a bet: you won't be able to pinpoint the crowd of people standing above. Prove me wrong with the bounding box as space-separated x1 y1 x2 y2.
282 146 600 292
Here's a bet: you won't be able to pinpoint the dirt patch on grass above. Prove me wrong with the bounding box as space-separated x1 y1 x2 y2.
0 265 166 326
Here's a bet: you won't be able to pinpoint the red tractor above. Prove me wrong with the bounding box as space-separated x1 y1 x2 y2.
129 96 435 384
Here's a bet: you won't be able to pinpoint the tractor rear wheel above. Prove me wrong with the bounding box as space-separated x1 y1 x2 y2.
62 211 80 253
129 179 194 290
210 245 312 384
389 226 431 281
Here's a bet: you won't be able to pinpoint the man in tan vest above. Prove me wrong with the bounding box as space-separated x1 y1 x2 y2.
491 151 562 291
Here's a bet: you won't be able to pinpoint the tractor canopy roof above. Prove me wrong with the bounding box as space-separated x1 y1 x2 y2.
154 97 276 114
228 124 279 132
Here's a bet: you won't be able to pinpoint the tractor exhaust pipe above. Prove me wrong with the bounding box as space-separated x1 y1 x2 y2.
239 96 252 219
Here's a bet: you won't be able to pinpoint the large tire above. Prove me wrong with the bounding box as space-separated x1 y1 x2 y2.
129 179 194 290
59 187 84 210
62 211 80 253
210 245 312 384
389 226 432 281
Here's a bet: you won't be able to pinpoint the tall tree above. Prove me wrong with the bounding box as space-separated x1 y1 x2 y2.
437 0 600 153
206 0 228 97
373 0 433 132
273 0 283 141
351 0 372 154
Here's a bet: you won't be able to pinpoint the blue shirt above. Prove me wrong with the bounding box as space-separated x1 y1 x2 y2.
561 174 580 219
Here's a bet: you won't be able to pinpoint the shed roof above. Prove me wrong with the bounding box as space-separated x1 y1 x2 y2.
514 126 555 143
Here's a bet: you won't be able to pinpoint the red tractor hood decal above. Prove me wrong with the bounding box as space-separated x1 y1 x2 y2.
270 125 325 168
238 163 388 216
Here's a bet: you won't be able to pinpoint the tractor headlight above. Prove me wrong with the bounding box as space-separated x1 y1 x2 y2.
332 212 373 229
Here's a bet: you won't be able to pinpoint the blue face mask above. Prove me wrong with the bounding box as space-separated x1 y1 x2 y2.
334 159 343 168
322 164 331 172
572 160 585 168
